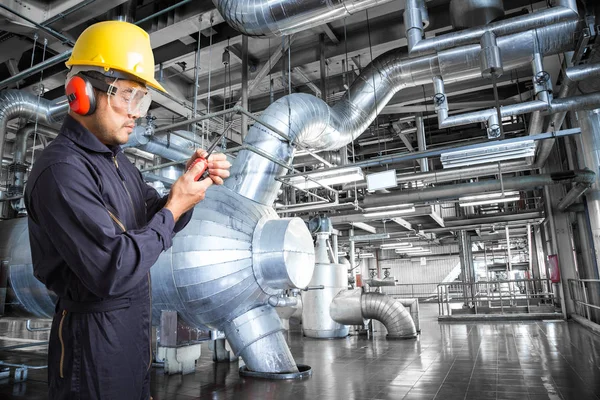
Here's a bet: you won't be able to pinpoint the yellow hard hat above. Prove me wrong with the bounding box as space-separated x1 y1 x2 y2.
66 21 167 93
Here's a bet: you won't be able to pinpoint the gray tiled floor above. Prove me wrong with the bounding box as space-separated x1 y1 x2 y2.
2 304 600 399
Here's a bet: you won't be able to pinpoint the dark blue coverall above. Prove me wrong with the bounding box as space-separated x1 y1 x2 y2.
25 115 193 400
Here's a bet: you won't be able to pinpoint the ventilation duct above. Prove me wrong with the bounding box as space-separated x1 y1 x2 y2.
225 20 579 205
449 0 505 29
330 289 417 339
0 90 68 170
213 0 396 37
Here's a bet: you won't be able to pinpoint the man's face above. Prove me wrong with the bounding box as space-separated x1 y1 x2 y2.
91 79 148 146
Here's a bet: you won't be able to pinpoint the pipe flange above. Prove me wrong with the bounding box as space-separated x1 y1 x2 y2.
239 364 312 380
487 124 501 139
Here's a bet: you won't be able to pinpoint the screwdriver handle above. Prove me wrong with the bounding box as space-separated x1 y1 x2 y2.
189 158 210 181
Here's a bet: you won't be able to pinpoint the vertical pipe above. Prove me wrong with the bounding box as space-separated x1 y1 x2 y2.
416 113 428 172
349 227 356 283
320 34 327 103
332 233 339 261
241 35 249 139
192 19 202 139
505 226 512 277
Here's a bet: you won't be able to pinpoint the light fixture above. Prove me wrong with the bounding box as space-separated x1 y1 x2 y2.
286 166 364 190
395 247 425 253
366 169 397 191
363 204 416 218
441 140 536 168
459 191 520 207
380 242 413 249
349 233 391 242
359 252 374 259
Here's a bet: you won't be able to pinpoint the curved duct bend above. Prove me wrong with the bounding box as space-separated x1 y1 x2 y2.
225 21 579 205
213 0 396 37
0 90 68 168
330 289 417 339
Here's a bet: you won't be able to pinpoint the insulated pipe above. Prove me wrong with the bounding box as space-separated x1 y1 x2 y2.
536 63 600 166
13 124 58 193
0 90 68 169
123 126 194 161
404 0 578 56
416 114 428 172
342 160 532 190
225 21 579 205
577 109 600 276
330 289 417 339
362 170 595 208
213 0 395 37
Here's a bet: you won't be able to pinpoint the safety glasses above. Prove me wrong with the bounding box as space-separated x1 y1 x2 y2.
107 78 152 117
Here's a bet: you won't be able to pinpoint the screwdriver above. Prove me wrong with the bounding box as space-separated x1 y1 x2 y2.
187 131 226 181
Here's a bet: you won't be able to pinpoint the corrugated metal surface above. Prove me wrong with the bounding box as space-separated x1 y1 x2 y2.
378 245 460 298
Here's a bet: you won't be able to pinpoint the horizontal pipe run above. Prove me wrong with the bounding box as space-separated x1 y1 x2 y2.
342 160 532 190
154 107 241 134
407 6 578 56
362 169 595 208
285 128 581 178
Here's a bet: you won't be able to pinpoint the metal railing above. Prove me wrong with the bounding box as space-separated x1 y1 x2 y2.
568 279 600 321
383 283 443 299
437 279 556 316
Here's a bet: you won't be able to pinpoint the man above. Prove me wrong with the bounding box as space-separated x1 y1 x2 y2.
24 21 231 400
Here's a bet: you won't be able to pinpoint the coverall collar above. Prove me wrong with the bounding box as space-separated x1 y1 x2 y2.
60 114 123 156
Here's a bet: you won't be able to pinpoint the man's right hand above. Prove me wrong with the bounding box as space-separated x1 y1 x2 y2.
165 161 213 222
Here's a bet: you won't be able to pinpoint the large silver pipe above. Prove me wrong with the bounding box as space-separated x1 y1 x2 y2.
577 109 600 278
330 289 417 339
404 0 578 56
536 64 600 167
213 0 395 37
302 233 349 338
0 91 68 168
225 21 579 205
342 160 532 190
362 170 595 208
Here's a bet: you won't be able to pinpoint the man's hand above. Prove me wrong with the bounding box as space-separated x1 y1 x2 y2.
206 153 231 185
165 161 213 222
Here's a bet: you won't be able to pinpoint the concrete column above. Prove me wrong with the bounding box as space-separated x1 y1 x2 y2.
458 230 475 306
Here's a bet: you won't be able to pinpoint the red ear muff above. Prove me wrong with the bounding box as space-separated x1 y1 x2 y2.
66 75 96 116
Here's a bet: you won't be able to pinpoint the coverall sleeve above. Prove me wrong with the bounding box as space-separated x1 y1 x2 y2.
28 162 175 298
139 173 193 233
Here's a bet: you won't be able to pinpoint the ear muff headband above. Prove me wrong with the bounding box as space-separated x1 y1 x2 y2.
66 74 96 116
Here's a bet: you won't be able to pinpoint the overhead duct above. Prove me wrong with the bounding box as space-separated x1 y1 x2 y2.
404 0 578 56
362 170 595 208
330 289 417 339
449 0 505 29
213 0 396 37
0 90 68 171
225 20 579 205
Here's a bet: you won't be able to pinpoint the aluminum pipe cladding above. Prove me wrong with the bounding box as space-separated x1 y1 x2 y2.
480 31 503 78
253 217 315 295
450 0 505 29
330 289 417 339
